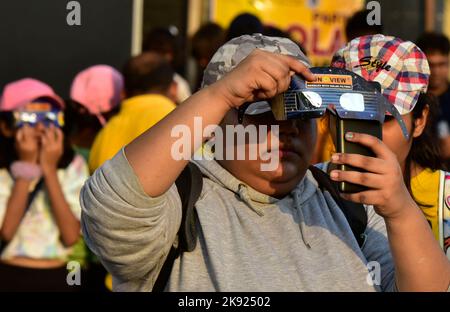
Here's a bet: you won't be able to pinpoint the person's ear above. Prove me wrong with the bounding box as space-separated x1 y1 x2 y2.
412 105 429 138
164 52 174 64
167 80 179 104
0 119 14 138
199 57 209 69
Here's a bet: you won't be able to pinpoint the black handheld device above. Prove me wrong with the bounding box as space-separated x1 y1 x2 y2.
336 117 382 193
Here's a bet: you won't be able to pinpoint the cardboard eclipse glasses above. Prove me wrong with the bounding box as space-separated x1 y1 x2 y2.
13 102 65 128
238 67 409 139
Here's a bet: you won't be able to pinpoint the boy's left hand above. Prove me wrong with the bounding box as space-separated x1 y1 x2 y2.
329 132 416 221
39 125 64 174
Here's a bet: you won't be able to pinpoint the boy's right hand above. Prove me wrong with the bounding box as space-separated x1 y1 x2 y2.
15 125 39 163
211 49 315 110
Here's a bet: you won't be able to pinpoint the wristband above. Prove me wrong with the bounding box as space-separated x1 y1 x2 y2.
10 161 42 181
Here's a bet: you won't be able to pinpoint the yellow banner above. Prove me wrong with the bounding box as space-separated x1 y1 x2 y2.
211 0 364 66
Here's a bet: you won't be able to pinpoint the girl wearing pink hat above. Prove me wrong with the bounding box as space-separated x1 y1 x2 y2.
0 78 89 291
67 65 124 162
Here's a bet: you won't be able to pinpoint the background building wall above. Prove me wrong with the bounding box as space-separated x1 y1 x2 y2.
0 0 133 98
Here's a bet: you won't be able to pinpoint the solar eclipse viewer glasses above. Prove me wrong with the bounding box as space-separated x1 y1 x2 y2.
238 67 409 140
238 67 411 193
13 102 65 128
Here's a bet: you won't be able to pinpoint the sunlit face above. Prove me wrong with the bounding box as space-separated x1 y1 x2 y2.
217 109 317 198
381 114 414 165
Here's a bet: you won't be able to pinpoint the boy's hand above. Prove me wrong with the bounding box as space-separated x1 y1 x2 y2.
15 125 40 163
211 49 316 109
39 125 64 174
329 132 416 221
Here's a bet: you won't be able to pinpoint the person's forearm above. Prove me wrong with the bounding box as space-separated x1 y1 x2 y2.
0 179 31 241
385 200 450 291
43 169 80 246
125 84 232 197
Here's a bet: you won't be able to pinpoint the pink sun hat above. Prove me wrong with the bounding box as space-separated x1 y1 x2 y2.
0 78 65 111
70 65 124 121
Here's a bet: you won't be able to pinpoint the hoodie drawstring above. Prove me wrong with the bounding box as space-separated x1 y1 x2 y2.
293 189 311 249
238 184 265 216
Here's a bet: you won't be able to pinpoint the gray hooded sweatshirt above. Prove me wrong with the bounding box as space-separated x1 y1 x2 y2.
80 149 396 292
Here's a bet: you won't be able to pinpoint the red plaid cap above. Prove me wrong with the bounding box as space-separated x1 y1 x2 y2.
331 34 430 115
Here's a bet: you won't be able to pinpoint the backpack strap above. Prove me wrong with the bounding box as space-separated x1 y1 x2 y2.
309 165 368 248
174 162 204 252
152 162 203 292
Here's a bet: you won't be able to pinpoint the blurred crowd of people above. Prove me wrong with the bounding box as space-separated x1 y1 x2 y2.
0 11 449 291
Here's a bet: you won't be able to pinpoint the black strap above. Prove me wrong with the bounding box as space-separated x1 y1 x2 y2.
0 178 44 254
152 163 203 292
174 163 203 253
308 165 367 247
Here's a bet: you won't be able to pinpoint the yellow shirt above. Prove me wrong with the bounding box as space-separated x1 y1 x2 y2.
410 168 440 242
88 94 176 173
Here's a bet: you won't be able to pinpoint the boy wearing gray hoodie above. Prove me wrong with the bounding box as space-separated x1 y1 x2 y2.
80 34 450 292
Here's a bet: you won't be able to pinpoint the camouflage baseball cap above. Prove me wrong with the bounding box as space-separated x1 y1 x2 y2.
202 34 310 116
202 33 310 88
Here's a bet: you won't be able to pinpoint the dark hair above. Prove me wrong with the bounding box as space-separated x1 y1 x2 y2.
226 13 264 41
416 32 450 55
142 27 187 73
262 25 307 56
263 25 289 38
0 111 75 169
345 10 383 41
122 52 174 97
64 100 104 136
142 27 177 56
192 23 225 62
404 93 446 200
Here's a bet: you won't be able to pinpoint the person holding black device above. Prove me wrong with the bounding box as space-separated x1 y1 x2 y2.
327 34 450 260
81 34 450 292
